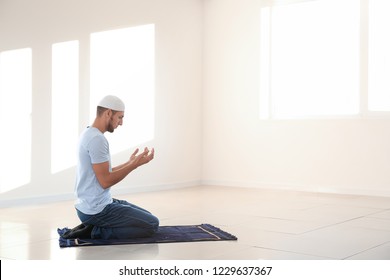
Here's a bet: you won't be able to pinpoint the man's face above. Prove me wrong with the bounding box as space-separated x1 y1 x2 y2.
108 111 124 133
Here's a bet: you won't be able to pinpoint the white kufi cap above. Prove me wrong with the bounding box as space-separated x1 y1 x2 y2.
98 95 125 111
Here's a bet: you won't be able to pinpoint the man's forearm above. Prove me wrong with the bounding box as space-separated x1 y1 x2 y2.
94 148 154 189
104 162 137 188
112 162 130 172
93 160 137 189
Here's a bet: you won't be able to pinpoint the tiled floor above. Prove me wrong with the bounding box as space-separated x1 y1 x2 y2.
1 185 390 260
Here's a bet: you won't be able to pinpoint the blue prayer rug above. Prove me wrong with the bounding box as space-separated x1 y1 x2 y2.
58 224 237 247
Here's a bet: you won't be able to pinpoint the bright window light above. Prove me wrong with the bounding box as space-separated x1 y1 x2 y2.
368 0 390 111
259 7 271 120
51 40 79 173
0 48 32 193
260 0 360 119
90 24 155 154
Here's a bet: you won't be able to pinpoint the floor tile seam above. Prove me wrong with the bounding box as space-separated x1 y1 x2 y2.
342 241 390 260
367 210 390 220
297 203 388 214
247 212 376 223
225 217 329 234
360 215 390 221
335 215 390 234
251 245 335 260
250 215 303 222
255 229 300 236
324 215 390 232
341 223 390 233
299 216 366 235
248 215 350 229
249 214 310 222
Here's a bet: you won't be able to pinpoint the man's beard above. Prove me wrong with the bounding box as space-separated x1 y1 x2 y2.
107 119 115 133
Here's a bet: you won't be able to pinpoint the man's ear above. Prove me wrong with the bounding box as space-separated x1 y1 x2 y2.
105 109 113 118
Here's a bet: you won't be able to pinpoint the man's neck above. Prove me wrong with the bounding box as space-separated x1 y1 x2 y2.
92 118 107 134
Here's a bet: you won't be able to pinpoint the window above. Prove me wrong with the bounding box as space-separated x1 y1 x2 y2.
90 24 155 154
260 0 388 119
0 48 32 192
0 23 155 192
368 0 390 111
51 40 79 173
260 0 360 119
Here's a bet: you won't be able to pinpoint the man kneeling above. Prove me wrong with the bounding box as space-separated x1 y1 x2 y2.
64 95 159 239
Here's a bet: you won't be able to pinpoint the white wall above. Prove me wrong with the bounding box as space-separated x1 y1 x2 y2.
0 0 203 205
2 0 390 207
202 0 390 197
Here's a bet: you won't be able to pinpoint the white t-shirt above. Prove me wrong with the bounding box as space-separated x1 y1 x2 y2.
74 126 113 215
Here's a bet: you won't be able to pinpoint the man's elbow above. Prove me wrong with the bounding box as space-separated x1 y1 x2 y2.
98 179 113 189
94 169 122 189
101 183 111 189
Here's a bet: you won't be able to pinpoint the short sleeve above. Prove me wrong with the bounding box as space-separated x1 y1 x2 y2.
88 134 110 164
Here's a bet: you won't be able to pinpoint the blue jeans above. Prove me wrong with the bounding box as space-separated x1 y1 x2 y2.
76 198 159 239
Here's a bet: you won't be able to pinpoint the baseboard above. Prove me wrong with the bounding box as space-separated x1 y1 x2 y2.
200 180 390 198
0 193 75 208
2 179 389 208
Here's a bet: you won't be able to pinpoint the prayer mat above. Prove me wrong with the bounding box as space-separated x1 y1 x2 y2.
57 224 237 248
